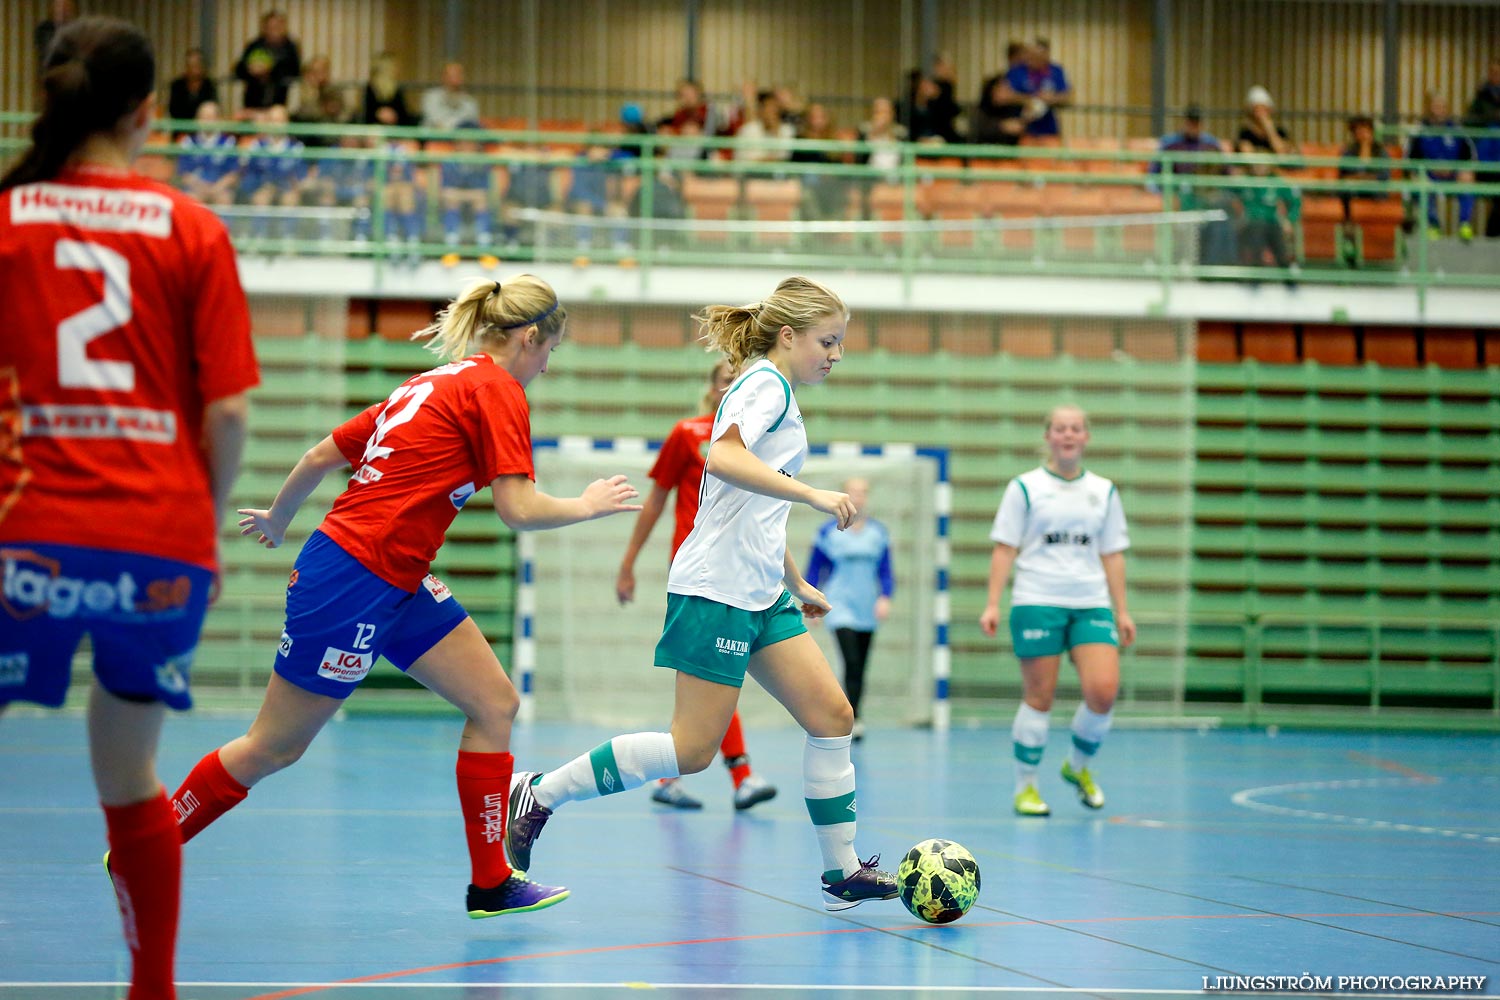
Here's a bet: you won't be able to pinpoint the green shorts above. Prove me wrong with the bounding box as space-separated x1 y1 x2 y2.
1009 605 1118 658
654 590 808 688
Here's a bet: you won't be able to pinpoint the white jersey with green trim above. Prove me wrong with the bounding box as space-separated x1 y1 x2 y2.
989 466 1129 609
668 359 806 611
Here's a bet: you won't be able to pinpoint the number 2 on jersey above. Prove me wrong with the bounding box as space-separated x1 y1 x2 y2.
55 240 134 391
362 382 434 465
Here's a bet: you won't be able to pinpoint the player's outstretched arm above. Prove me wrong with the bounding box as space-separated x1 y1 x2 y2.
492 473 641 531
238 435 348 548
617 482 671 605
707 426 855 528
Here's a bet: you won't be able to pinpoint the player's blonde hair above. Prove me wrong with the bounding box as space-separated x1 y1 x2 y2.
699 359 733 414
695 276 848 373
1044 404 1090 433
413 275 567 361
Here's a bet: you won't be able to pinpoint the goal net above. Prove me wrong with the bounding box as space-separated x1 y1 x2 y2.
519 438 950 731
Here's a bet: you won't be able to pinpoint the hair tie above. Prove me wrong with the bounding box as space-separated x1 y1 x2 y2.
498 299 560 330
491 281 502 297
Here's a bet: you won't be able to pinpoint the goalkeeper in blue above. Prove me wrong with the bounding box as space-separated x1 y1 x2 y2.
505 276 899 911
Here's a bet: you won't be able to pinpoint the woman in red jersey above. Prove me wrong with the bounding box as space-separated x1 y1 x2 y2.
615 360 778 812
167 273 640 920
0 19 256 1000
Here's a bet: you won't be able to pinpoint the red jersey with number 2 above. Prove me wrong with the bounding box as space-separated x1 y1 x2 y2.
649 413 714 558
0 166 258 571
325 354 533 590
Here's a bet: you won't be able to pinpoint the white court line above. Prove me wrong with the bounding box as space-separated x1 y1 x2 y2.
2 986 1495 997
1230 776 1500 844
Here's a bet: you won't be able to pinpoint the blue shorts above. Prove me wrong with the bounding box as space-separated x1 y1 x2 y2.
275 531 469 699
0 542 213 710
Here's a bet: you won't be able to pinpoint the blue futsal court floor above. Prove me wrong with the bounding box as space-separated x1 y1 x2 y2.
2 713 1497 999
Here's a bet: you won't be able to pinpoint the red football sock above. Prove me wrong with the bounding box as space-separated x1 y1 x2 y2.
456 750 515 888
170 748 248 844
103 790 180 1000
720 712 751 788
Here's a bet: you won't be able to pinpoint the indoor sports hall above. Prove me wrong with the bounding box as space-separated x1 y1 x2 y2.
2 1 1498 998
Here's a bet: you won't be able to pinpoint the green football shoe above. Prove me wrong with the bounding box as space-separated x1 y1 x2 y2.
1013 783 1050 817
1061 761 1105 809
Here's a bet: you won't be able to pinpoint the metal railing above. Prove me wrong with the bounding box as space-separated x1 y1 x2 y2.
3 114 1498 297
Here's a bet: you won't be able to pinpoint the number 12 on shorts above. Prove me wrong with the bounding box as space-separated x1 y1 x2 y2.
353 622 376 650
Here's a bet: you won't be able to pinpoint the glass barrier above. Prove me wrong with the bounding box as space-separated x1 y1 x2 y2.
2 114 1497 290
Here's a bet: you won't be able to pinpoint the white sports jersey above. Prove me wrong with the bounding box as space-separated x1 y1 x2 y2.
989 467 1129 609
668 359 805 611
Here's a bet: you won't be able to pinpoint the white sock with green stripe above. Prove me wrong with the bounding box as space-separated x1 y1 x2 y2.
1012 703 1050 795
803 734 860 882
1068 706 1112 772
532 733 679 810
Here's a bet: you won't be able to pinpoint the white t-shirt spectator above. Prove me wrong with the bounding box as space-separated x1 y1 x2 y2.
422 87 480 130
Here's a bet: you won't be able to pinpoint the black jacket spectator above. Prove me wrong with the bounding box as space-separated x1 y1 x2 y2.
235 12 302 110
168 51 219 124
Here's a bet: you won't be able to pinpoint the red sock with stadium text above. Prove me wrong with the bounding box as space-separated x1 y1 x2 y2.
170 748 248 844
103 790 181 1000
720 711 751 788
456 750 515 888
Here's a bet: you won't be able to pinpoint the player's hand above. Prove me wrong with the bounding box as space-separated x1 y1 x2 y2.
978 604 1000 638
809 489 856 530
875 595 891 623
583 475 642 519
238 508 286 548
790 580 832 619
1116 611 1137 649
616 565 636 606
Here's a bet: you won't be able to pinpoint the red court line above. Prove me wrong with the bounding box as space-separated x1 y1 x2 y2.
1345 751 1439 782
243 910 1500 999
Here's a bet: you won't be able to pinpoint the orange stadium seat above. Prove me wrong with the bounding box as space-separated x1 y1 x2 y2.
1350 196 1404 261
1042 184 1109 254
680 173 741 243
925 180 982 249
1066 136 1123 174
1300 195 1346 261
743 178 801 246
978 180 1041 252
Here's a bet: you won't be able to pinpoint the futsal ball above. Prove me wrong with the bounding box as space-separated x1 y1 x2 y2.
897 838 980 924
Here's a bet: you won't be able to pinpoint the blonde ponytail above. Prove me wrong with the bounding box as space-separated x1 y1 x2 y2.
413 274 567 360
695 275 847 373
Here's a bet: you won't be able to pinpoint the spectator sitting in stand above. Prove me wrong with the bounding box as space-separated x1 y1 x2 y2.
499 146 558 252
566 142 631 254
168 47 219 129
997 40 1071 139
177 101 241 209
239 105 316 245
900 66 963 145
437 121 496 257
1237 85 1296 155
1154 105 1233 265
735 90 796 166
791 102 850 219
857 96 907 176
773 84 807 130
310 132 375 243
1336 114 1391 263
1408 91 1477 241
971 69 1026 148
1233 146 1300 280
664 78 709 132
1464 61 1500 238
613 102 650 159
363 51 418 128
289 55 347 147
423 62 481 132
235 8 302 114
